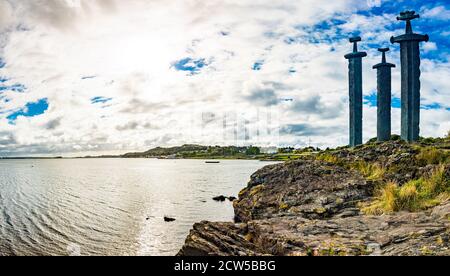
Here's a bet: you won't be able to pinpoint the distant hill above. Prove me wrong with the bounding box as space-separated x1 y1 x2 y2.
122 144 208 158
120 144 318 160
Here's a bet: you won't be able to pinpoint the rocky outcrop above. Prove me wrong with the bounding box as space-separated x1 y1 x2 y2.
234 160 371 223
177 222 262 256
179 205 450 256
178 141 450 256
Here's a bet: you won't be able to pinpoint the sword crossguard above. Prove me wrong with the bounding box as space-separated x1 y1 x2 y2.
397 11 420 21
373 47 395 69
378 48 390 63
397 11 420 34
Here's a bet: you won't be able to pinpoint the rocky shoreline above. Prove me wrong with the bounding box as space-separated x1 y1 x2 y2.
178 139 450 256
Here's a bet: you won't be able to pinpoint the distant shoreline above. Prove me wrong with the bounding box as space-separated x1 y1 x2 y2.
0 156 292 161
1 144 318 161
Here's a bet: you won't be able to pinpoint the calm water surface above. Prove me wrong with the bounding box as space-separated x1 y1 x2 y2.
0 159 276 256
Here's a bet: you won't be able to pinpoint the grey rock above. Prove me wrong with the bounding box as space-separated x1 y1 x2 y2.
179 141 449 256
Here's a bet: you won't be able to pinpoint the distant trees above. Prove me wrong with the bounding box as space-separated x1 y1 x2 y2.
278 147 295 154
245 146 261 156
294 147 320 154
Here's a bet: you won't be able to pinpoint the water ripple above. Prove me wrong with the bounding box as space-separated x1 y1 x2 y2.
0 159 276 256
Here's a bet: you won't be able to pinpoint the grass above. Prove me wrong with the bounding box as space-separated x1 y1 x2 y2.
416 147 449 166
362 182 397 215
316 154 343 165
351 161 386 181
362 165 449 215
316 155 387 181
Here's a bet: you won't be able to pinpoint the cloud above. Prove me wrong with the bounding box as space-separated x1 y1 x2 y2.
45 117 62 130
0 131 16 146
423 42 438 52
0 0 449 156
0 1 14 32
280 123 344 137
115 121 139 131
422 5 450 21
242 82 279 107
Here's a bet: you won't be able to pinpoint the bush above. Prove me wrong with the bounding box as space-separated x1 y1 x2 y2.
420 137 438 145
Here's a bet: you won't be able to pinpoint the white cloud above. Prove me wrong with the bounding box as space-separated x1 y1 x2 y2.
422 5 450 21
0 0 448 156
423 42 438 52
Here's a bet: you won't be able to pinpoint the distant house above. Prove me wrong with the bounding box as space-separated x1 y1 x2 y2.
261 147 278 154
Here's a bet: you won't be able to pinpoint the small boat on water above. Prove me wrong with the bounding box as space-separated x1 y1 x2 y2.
205 161 221 164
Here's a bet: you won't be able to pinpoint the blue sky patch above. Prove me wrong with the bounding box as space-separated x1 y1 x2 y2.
7 98 49 123
172 58 207 75
252 61 264 71
364 94 401 109
421 102 445 110
364 94 448 110
91 96 112 104
363 1 450 60
363 94 377 107
392 97 401 109
0 58 5 68
0 83 26 93
290 17 348 45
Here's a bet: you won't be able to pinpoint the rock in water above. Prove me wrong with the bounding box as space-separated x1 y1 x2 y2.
213 196 227 202
164 217 176 222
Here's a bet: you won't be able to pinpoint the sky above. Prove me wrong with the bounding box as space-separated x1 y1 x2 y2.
0 0 449 156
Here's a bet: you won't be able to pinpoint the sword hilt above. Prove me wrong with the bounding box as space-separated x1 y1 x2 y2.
349 36 362 52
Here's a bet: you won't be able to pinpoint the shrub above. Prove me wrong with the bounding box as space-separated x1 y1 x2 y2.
420 137 438 145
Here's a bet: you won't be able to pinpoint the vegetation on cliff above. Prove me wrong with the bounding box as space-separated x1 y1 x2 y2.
179 135 450 256
315 136 449 215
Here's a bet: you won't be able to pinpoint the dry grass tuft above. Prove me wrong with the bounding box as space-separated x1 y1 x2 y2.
362 165 449 215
